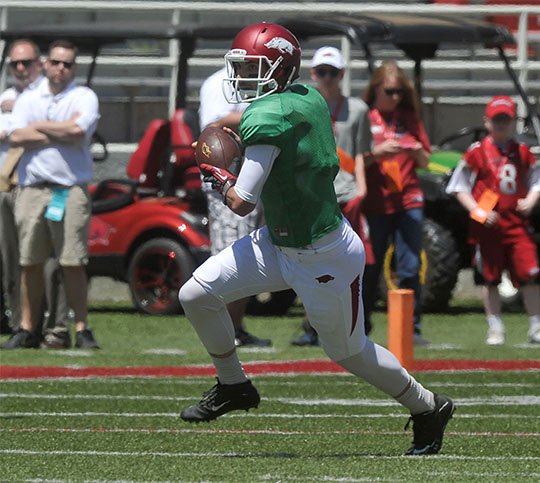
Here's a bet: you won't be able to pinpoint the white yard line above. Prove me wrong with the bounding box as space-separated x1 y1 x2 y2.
0 411 537 419
2 393 540 406
1 427 538 437
1 449 539 461
1 371 538 383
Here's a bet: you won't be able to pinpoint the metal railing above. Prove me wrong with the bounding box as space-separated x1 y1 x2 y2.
2 1 540 146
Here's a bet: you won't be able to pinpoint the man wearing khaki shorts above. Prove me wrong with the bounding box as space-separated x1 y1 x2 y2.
0 39 44 336
2 39 100 349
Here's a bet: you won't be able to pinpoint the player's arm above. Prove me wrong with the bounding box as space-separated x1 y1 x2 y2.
31 113 84 144
8 94 51 148
9 126 51 149
208 112 243 131
34 91 100 145
447 160 499 227
227 144 281 216
517 162 540 217
354 153 367 199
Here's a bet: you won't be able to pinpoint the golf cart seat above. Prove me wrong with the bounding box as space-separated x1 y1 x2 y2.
127 118 170 191
91 119 170 214
169 109 201 193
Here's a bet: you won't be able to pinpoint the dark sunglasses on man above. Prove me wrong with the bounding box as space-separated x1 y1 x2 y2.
9 59 36 69
49 59 74 69
315 66 341 79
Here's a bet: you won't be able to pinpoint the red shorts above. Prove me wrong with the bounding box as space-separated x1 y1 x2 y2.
474 229 539 287
340 196 375 266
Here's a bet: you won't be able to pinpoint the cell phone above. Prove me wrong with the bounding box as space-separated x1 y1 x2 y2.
399 141 418 150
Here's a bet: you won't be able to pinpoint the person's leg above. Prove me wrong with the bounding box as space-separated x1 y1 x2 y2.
394 208 424 338
41 257 71 348
56 185 97 349
19 264 45 335
363 214 393 334
1 186 51 349
0 190 21 331
521 285 540 342
292 220 454 455
506 233 540 343
179 227 289 422
62 266 87 331
206 192 269 346
475 237 505 345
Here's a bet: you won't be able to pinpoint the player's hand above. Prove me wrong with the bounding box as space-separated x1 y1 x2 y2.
199 163 238 202
221 126 243 146
0 98 15 113
485 210 500 227
516 197 535 217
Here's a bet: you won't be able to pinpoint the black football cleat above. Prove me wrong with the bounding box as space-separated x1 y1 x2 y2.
75 329 100 349
180 378 260 423
404 394 456 455
0 329 40 350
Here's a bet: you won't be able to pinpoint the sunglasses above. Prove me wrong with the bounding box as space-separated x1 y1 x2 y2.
9 59 36 69
315 66 341 79
49 59 74 69
384 88 405 97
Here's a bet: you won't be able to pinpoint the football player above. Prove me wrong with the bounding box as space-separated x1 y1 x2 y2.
179 22 455 455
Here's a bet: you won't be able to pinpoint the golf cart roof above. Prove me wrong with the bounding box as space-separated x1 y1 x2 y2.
278 13 515 59
0 22 245 51
0 22 245 102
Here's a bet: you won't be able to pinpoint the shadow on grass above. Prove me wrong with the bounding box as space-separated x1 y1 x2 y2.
89 305 138 314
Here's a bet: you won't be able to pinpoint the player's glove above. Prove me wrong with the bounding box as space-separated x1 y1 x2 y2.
199 163 238 204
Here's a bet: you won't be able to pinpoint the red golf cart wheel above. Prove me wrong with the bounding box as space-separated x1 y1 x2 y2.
127 238 194 315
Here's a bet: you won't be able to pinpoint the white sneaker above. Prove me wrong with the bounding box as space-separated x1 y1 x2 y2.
486 328 505 346
528 326 540 344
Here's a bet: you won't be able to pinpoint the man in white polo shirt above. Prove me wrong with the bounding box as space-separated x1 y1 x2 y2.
0 39 44 337
3 39 100 349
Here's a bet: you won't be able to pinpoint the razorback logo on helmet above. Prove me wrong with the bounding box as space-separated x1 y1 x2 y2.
264 37 295 55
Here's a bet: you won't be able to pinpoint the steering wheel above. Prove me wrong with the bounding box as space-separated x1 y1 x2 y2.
437 126 488 150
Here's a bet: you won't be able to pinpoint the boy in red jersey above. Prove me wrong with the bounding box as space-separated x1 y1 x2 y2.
446 96 540 345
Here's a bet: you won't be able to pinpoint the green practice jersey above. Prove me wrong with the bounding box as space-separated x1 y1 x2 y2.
239 84 342 247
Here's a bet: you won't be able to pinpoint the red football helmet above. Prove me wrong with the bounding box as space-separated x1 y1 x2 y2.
223 22 301 103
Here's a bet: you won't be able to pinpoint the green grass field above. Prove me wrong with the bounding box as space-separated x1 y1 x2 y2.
1 301 539 482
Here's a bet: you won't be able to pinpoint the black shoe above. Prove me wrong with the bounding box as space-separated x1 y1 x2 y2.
404 394 456 455
234 329 272 347
180 378 260 423
75 329 100 349
291 325 319 346
0 329 40 349
0 313 13 335
41 330 72 349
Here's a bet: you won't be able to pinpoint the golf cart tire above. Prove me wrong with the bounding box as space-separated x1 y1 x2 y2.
127 238 193 315
422 217 460 312
246 289 297 316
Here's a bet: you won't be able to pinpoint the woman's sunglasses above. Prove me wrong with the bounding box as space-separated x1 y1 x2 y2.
315 66 341 79
384 88 405 97
9 59 36 69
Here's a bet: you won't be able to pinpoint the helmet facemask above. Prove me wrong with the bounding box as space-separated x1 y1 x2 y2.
223 50 293 104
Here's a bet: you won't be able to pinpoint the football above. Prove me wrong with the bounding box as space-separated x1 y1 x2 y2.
194 126 242 170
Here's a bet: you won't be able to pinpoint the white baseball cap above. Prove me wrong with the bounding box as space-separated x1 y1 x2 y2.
310 46 345 70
